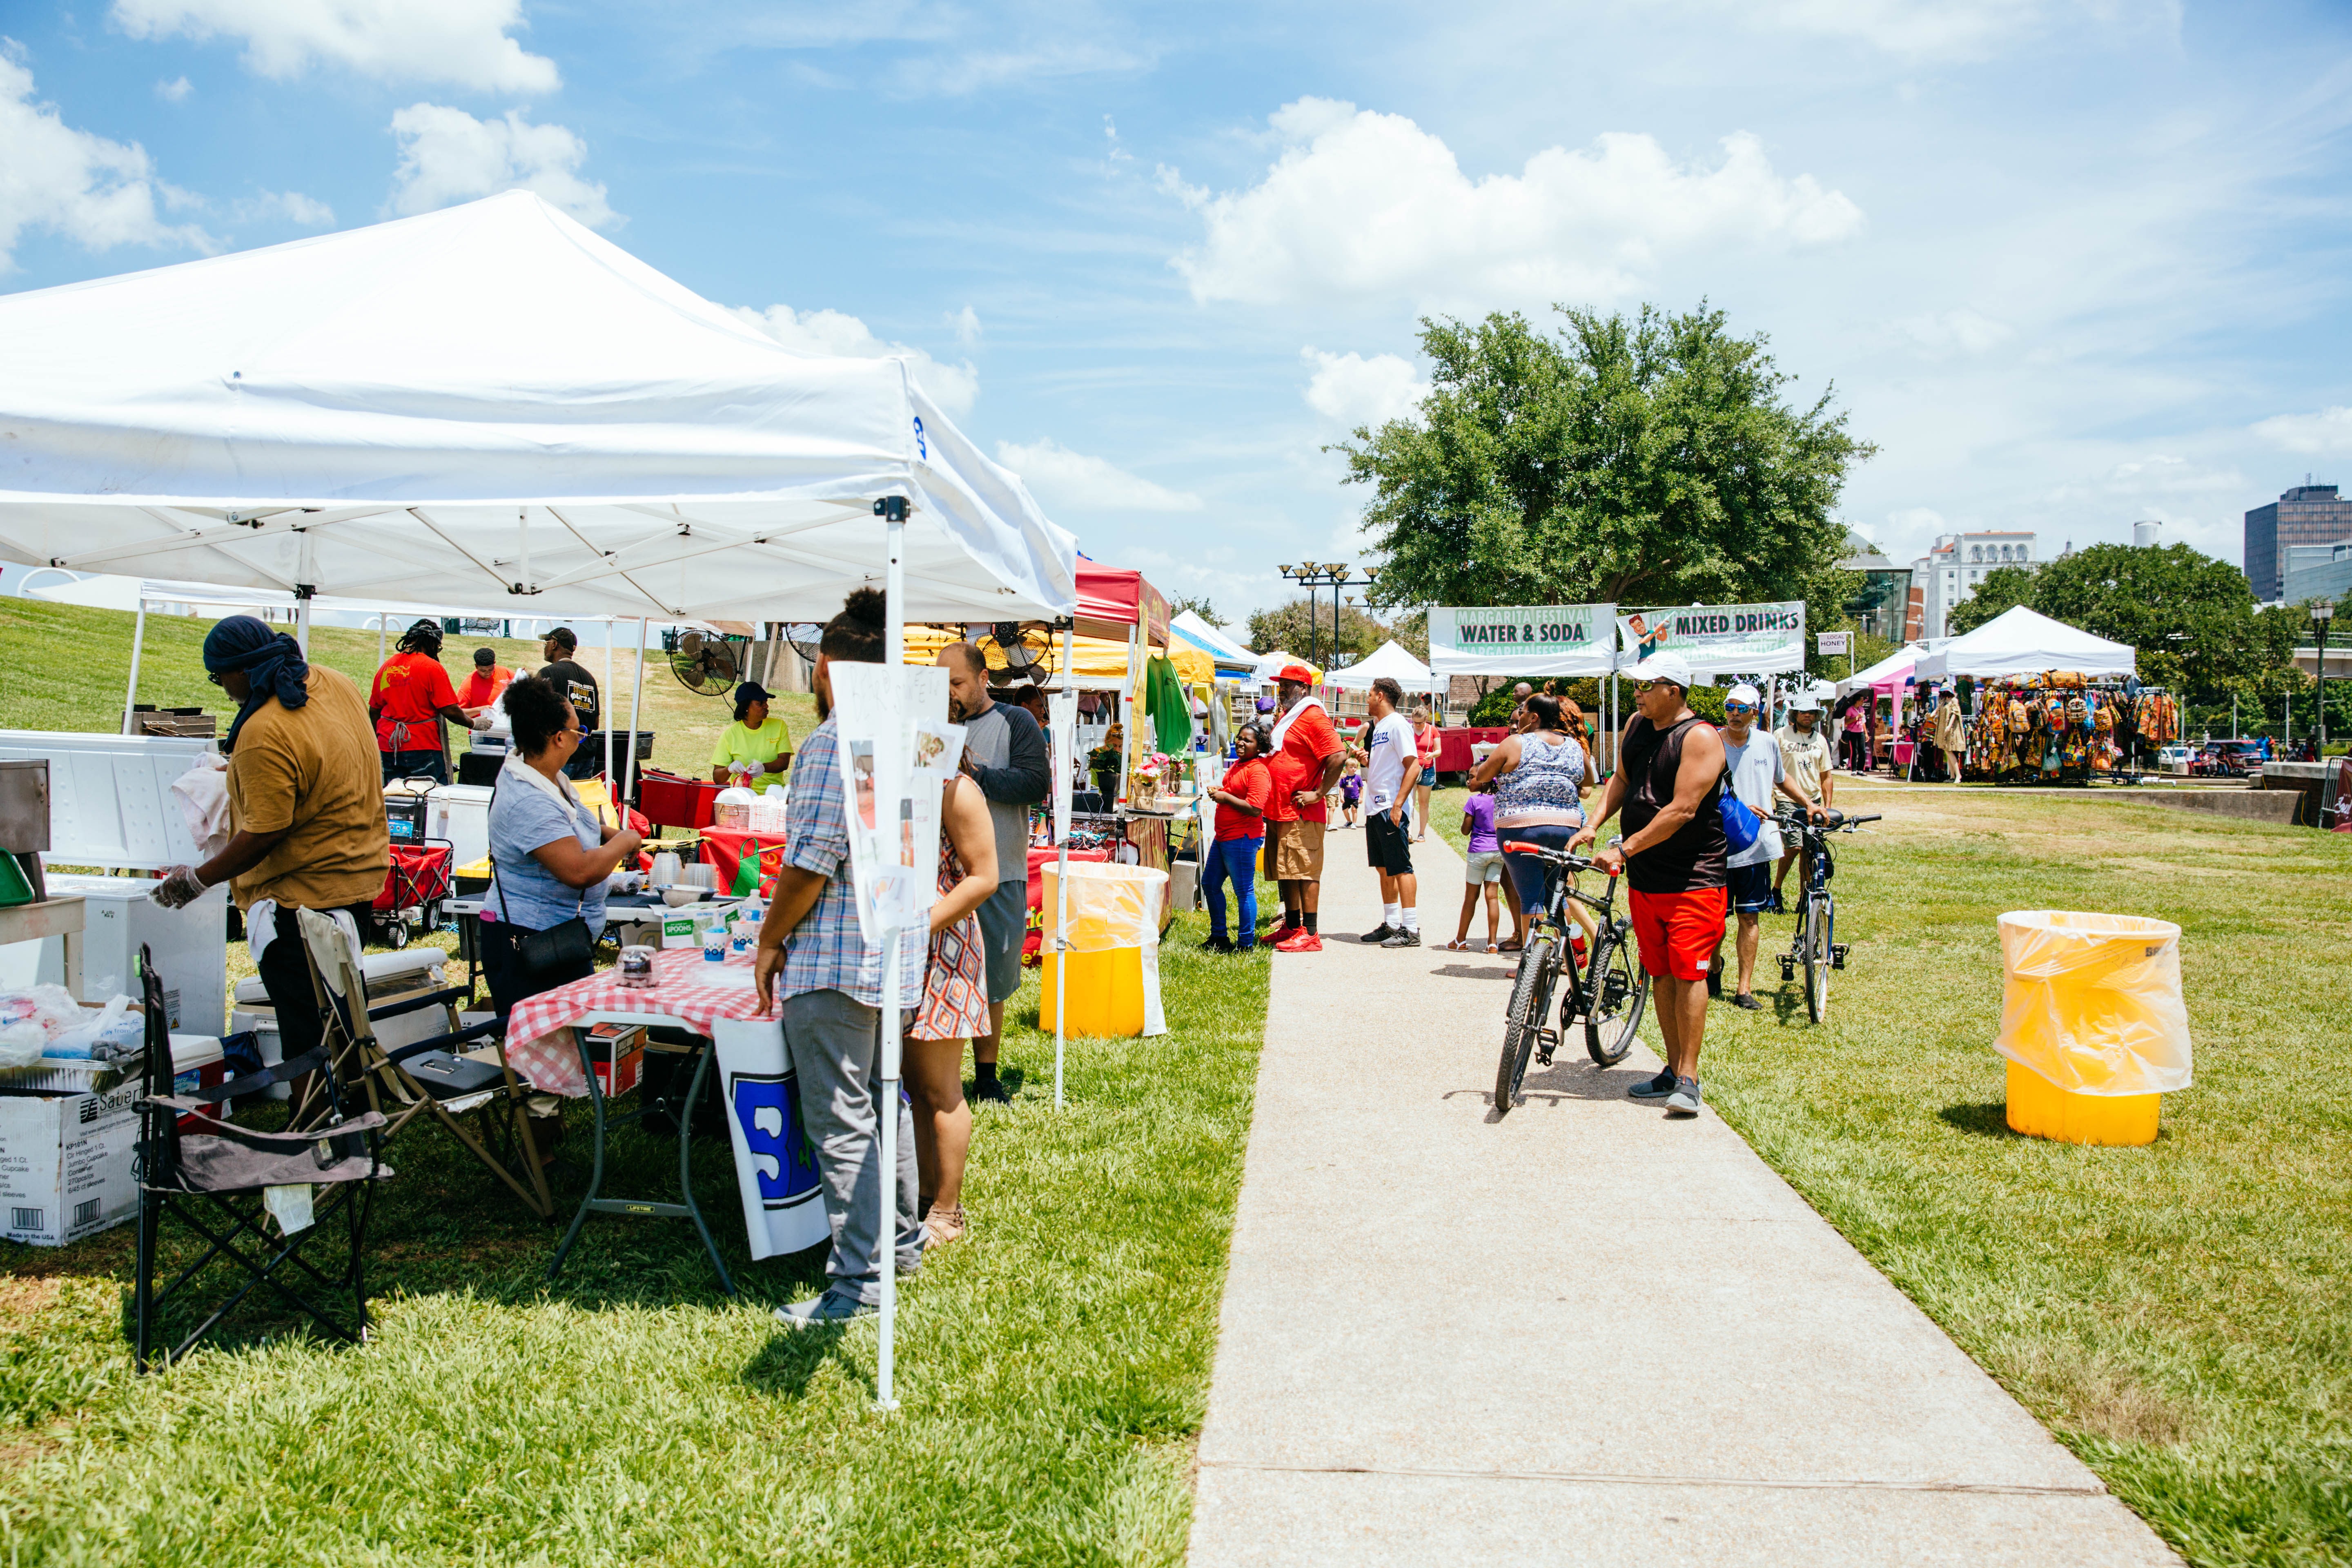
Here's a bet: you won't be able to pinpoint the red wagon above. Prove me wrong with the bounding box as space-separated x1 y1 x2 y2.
371 838 455 949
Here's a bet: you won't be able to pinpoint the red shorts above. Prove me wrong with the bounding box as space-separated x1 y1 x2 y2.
1628 886 1728 982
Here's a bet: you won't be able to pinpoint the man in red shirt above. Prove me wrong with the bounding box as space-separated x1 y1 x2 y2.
1264 663 1347 952
457 647 512 716
368 619 471 783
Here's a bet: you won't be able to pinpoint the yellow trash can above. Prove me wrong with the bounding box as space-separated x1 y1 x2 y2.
1038 861 1169 1039
1994 911 2192 1147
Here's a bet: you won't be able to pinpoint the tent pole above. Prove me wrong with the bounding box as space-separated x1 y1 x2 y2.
624 618 647 817
877 498 908 1413
604 618 616 788
121 599 149 736
294 595 312 658
376 615 386 666
1055 623 1073 1113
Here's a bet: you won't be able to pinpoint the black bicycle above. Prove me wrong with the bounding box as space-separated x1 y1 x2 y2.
1773 806 1880 1024
1494 840 1650 1115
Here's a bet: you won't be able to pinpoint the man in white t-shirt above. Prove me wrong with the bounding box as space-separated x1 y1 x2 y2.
1359 676 1425 949
1713 684 1820 1008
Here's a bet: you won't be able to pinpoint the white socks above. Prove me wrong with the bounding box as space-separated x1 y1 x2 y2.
1401 906 1419 931
1383 902 1400 927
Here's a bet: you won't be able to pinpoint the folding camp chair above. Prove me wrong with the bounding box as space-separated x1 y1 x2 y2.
310 914 557 1221
131 933 388 1370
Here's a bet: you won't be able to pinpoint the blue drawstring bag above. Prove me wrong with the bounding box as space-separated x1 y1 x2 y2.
1718 768 1764 854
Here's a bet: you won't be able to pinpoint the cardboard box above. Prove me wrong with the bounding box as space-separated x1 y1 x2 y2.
581 1022 644 1100
0 1080 141 1246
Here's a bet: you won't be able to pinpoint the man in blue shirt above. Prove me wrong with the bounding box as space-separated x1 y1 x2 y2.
752 588 928 1327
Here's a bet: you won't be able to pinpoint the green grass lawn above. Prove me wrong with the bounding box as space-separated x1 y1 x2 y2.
0 922 1267 1565
1431 780 2352 1566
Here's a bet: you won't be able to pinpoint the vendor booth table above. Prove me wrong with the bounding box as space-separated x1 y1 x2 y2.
503 947 827 1293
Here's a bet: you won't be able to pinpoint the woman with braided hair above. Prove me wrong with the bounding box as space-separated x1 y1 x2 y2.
369 616 471 782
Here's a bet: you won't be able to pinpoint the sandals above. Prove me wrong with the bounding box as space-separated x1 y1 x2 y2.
1485 942 1500 954
924 1203 969 1247
1443 938 1470 951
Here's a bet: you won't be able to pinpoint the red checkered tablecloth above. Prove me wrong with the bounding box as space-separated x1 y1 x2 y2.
504 946 772 1098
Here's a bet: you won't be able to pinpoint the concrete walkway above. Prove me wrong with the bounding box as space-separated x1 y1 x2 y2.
1189 828 2177 1566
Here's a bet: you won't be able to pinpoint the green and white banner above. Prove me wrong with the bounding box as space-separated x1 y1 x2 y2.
1428 603 1619 677
1616 602 1806 675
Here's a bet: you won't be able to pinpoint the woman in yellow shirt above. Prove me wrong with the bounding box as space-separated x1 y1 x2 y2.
710 681 793 784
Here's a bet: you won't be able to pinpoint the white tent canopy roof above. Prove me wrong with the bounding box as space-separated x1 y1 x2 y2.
1835 639 1950 697
1169 608 1254 670
1913 606 2135 681
1325 639 1447 694
0 191 1075 625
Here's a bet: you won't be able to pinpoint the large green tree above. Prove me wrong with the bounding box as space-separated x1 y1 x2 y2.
1243 596 1393 665
1333 303 1874 614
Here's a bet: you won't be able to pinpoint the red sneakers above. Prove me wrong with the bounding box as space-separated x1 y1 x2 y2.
1274 929 1323 953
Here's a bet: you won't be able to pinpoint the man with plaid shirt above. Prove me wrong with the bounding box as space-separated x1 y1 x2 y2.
753 588 927 1327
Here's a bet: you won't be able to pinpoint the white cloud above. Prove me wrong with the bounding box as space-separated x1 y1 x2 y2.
1301 348 1429 429
909 40 1140 96
111 0 559 92
947 304 981 347
1728 0 2176 61
387 104 615 228
155 74 192 101
231 189 334 226
1165 98 1862 308
729 304 978 415
1893 307 2014 357
0 54 212 270
2253 407 2352 454
994 439 1204 514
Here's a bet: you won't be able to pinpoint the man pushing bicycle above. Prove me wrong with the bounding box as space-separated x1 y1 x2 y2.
1570 651 1726 1118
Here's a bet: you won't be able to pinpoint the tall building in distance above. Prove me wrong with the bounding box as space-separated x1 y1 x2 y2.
1908 530 2036 640
1837 531 1910 643
2244 483 2352 601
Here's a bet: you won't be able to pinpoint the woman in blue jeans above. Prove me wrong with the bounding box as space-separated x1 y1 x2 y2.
1469 694 1593 947
1200 723 1274 952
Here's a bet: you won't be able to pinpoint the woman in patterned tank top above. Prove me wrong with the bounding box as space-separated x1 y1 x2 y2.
1470 693 1595 946
904 773 999 1247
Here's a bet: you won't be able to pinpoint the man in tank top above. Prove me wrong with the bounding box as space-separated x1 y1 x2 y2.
1570 650 1727 1117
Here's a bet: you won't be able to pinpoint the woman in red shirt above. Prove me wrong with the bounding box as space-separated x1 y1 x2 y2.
1202 722 1273 952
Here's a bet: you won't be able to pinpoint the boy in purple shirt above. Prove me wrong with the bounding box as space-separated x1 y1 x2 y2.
1446 783 1508 952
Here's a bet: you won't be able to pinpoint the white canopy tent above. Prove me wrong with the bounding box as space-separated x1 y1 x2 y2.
0 190 1083 1413
1913 606 2135 682
1324 639 1446 695
1836 640 1942 697
1169 608 1255 675
0 190 1075 627
1244 648 1314 690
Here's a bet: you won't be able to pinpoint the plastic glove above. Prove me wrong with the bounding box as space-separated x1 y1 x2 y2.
471 712 495 731
152 864 208 909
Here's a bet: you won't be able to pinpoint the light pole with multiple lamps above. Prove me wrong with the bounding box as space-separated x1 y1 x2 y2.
2314 599 2335 756
1277 561 1382 671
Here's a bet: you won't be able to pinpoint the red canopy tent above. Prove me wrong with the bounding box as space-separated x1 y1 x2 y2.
1076 562 1170 647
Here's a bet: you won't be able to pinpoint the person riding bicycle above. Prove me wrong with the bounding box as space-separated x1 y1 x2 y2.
1570 651 1725 1117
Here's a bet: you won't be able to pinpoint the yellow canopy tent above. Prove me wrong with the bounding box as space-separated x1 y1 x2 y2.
901 625 1214 687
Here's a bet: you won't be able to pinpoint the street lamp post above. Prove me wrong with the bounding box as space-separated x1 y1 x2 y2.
2315 600 2336 757
1278 561 1383 672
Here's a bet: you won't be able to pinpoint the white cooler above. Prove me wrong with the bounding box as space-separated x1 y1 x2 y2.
230 946 449 1098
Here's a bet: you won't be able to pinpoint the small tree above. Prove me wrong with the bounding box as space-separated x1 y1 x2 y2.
1169 593 1223 627
1243 597 1391 664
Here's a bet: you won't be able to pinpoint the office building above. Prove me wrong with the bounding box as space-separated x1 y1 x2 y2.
2283 541 2352 606
1837 532 1911 643
1909 530 2036 640
2244 483 2352 601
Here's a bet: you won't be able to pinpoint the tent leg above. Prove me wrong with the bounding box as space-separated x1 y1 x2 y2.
624 618 648 815
1055 624 1073 1113
294 595 312 658
376 616 386 666
121 600 149 736
604 619 617 788
877 506 907 1413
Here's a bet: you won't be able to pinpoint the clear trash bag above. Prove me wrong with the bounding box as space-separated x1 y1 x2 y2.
1995 911 2192 1096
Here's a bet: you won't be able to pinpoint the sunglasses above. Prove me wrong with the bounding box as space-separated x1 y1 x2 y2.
1723 703 1754 715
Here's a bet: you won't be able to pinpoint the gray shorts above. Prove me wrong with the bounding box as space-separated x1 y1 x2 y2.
974 876 1029 1004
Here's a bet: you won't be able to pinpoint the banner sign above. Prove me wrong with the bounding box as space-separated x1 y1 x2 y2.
1428 603 1619 677
826 662 962 939
1817 631 1850 655
1616 602 1806 675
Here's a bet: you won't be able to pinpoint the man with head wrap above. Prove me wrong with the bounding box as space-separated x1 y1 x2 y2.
155 616 389 1087
370 617 470 783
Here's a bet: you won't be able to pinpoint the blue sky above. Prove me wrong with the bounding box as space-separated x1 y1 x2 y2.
6 0 2352 621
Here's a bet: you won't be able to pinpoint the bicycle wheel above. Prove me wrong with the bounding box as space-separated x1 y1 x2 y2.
1804 894 1833 1024
1495 934 1557 1114
1583 935 1649 1066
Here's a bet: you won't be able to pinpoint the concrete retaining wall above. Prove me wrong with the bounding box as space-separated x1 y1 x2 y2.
2105 788 2302 824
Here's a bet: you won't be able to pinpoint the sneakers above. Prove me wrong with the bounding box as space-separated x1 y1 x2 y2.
1274 929 1323 953
1268 923 1301 947
1628 1068 1678 1100
1360 923 1397 944
1731 993 1763 1011
1381 928 1422 948
971 1075 1011 1105
774 1290 876 1329
1768 888 1786 915
1199 934 1234 953
1706 967 1723 999
1665 1076 1704 1115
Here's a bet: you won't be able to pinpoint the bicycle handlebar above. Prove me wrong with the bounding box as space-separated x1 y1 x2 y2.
1500 840 1621 876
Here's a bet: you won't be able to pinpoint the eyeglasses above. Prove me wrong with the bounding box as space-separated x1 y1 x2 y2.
205 671 224 686
1723 703 1754 715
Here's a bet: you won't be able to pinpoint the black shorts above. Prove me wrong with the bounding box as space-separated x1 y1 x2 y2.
1366 811 1414 876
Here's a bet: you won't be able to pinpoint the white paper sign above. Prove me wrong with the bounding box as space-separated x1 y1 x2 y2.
826 663 960 940
1817 631 1851 655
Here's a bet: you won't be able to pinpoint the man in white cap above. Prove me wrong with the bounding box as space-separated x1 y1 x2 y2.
1712 683 1822 1008
1772 690 1837 912
1570 649 1726 1116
